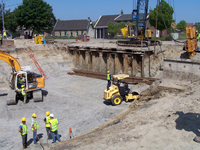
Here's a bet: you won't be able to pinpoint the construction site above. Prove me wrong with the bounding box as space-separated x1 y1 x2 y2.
0 0 200 149
0 37 200 150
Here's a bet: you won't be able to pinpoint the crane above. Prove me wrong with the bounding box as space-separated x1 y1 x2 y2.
118 0 161 47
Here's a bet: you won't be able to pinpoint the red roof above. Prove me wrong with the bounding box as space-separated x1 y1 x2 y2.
187 23 193 27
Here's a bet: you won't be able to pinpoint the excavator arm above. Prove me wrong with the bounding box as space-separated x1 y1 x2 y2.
0 50 21 72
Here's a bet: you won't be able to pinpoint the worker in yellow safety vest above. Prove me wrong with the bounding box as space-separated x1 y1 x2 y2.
44 111 52 139
49 114 61 143
18 117 28 149
18 75 25 89
31 113 39 144
21 85 27 104
107 71 112 90
3 30 6 39
196 30 199 41
0 33 2 45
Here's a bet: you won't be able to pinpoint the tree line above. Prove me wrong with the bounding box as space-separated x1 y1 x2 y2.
1 0 198 38
1 0 55 37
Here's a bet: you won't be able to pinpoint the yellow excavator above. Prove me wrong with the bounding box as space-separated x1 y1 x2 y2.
0 50 45 105
118 24 156 47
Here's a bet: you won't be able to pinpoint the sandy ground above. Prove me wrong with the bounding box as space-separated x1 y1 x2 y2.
0 39 150 150
1 39 200 150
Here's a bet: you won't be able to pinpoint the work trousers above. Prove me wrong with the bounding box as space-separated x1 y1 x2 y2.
51 130 60 143
107 80 111 88
21 134 27 146
46 127 52 139
32 130 37 143
23 95 27 104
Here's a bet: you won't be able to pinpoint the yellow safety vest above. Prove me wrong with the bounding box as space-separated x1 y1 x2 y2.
50 118 58 132
18 78 21 83
197 34 200 40
31 118 39 130
21 88 26 95
107 74 111 80
20 123 27 135
45 116 51 127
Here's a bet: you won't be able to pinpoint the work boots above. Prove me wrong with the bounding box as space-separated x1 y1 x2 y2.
23 146 26 149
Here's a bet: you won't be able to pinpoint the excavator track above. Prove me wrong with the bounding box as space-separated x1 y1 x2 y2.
7 90 17 105
117 39 162 47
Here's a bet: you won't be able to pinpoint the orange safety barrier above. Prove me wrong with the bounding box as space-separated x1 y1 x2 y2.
69 127 72 134
68 127 74 139
28 52 48 79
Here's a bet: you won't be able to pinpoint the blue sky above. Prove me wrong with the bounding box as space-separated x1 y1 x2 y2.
4 0 200 24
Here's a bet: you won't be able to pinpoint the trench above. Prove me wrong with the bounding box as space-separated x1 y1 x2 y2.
0 41 160 150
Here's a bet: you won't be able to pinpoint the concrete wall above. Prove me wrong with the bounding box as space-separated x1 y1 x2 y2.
68 47 146 77
2 39 14 47
163 58 200 83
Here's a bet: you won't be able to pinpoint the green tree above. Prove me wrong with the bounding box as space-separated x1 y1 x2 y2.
194 24 200 32
149 0 174 37
0 4 18 34
5 10 18 33
107 22 126 36
14 0 55 35
176 20 187 31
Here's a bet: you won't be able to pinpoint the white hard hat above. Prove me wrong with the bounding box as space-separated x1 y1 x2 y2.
50 114 54 118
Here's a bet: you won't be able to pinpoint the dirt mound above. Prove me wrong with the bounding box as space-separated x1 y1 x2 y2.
139 83 185 102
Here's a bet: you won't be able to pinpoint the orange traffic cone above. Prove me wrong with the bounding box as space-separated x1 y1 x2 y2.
68 127 74 139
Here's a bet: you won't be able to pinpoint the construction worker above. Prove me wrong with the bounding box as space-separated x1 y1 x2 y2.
3 30 6 39
107 71 112 90
0 33 2 45
19 117 28 149
31 113 39 144
196 30 199 41
49 114 61 143
18 75 25 89
44 111 51 139
21 85 27 104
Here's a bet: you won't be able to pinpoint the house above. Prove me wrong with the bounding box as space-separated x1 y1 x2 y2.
187 23 194 28
54 18 95 38
94 10 165 39
94 14 120 39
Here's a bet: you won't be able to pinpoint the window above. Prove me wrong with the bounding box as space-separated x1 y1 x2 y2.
82 31 84 35
65 31 68 36
59 31 61 36
75 31 78 37
71 31 73 37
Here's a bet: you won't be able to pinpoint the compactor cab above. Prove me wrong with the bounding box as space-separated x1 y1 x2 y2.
103 74 139 106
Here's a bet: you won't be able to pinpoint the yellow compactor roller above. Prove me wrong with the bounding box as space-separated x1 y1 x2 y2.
103 74 139 106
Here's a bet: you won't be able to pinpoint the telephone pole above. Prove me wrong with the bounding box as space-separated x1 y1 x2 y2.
154 0 159 55
1 0 4 31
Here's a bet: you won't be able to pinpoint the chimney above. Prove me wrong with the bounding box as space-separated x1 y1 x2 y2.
121 10 123 15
